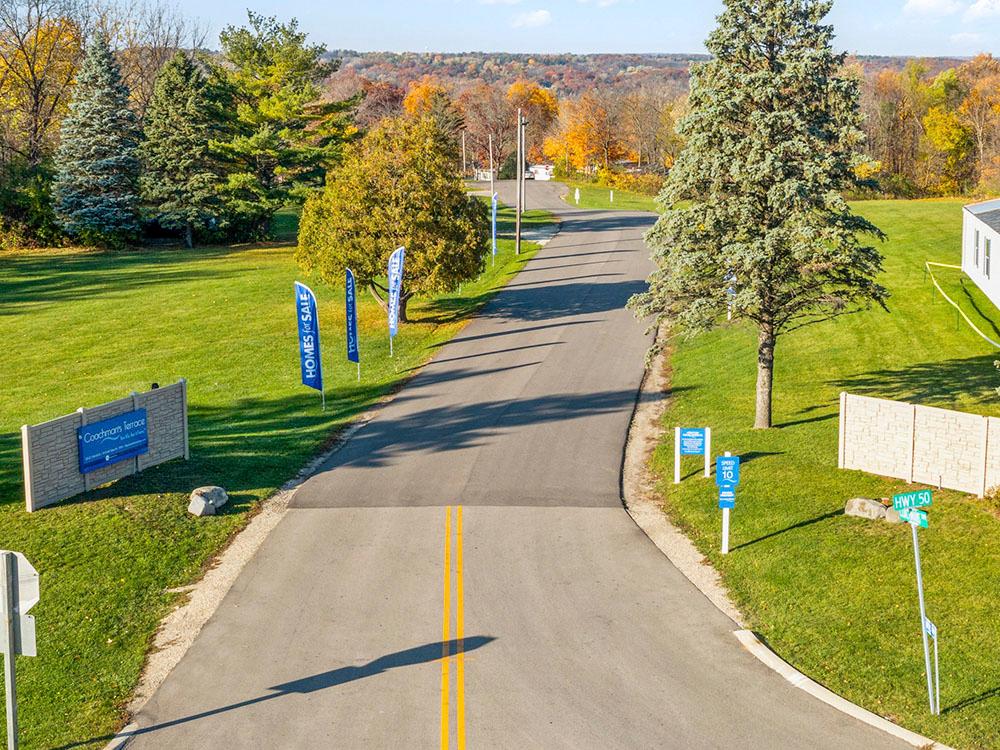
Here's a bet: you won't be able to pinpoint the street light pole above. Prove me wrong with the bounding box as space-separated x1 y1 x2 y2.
515 108 522 256
488 132 494 195
520 113 527 213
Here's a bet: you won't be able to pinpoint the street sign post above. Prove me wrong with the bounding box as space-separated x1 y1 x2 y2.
0 551 39 750
674 427 711 483
894 490 938 715
574 187 580 205
716 453 740 554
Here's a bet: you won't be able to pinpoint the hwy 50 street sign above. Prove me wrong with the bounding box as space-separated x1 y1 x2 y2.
893 489 932 512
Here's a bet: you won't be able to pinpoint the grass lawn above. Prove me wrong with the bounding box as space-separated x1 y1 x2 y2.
0 203 550 749
656 198 1000 749
560 180 660 212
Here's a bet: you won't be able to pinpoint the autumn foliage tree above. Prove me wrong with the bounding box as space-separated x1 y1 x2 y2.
297 116 488 322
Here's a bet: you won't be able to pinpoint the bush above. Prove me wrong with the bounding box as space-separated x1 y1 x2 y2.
0 160 63 249
595 167 665 196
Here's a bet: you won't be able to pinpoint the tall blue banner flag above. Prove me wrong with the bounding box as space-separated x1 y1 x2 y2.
294 282 323 392
491 193 498 257
346 269 359 364
387 246 405 338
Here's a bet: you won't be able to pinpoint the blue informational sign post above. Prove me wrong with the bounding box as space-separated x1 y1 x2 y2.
77 409 148 474
716 453 741 554
294 281 324 409
346 269 360 381
674 426 712 483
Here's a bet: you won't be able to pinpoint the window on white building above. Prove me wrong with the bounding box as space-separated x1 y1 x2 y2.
975 228 980 267
987 238 992 279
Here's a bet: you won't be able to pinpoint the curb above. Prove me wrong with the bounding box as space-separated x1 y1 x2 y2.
734 630 953 750
105 723 137 749
621 346 953 750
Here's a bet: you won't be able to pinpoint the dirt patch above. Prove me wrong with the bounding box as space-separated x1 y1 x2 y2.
621 341 745 626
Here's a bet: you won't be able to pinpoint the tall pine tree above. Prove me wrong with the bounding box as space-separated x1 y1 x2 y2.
629 0 888 429
53 34 140 246
140 52 221 248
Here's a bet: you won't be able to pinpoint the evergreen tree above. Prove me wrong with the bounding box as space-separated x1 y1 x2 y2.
629 0 888 429
53 34 140 246
213 12 354 238
140 52 221 248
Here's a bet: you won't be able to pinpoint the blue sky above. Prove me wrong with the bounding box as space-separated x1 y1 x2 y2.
179 0 1000 57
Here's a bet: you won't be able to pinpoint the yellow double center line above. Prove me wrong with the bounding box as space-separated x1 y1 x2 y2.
440 505 466 750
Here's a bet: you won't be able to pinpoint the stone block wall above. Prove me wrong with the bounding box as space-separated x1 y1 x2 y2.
21 380 188 511
839 392 992 497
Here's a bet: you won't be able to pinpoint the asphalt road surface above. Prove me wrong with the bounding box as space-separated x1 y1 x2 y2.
127 182 908 748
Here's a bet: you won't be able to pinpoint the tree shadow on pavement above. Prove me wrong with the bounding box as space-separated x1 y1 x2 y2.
54 636 496 749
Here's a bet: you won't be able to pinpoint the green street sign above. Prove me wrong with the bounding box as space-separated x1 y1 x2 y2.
893 489 933 512
899 507 929 528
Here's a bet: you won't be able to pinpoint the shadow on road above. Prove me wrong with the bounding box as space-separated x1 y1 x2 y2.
302 387 645 477
55 636 496 749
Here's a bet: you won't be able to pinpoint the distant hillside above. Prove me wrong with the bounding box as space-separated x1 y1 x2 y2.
328 51 708 96
327 51 969 96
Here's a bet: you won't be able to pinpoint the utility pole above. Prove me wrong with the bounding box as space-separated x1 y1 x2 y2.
488 133 494 195
520 112 528 213
461 131 467 177
515 108 522 256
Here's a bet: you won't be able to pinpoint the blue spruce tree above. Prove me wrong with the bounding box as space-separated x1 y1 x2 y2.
54 34 140 246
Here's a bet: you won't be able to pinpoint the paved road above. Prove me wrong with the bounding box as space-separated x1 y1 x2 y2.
128 182 907 748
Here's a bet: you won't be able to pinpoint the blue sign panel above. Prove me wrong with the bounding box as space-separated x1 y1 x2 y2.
77 409 148 474
294 282 323 392
346 269 359 364
716 455 741 486
718 484 736 509
679 428 706 456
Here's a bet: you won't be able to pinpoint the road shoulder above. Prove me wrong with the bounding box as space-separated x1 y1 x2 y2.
621 341 954 750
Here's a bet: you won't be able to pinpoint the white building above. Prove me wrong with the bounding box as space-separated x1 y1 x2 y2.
962 199 1000 308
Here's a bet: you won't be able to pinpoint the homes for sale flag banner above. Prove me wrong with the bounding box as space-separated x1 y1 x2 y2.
387 246 406 338
491 193 498 259
294 282 323 393
346 269 359 364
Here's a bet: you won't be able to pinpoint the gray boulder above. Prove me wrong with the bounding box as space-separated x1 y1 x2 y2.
845 497 886 521
188 486 229 517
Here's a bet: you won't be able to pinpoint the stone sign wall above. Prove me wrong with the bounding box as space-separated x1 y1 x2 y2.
839 392 1000 497
20 380 189 511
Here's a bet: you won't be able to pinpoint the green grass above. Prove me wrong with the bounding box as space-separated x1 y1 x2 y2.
0 203 549 749
928 263 1000 348
560 180 660 212
656 198 1000 749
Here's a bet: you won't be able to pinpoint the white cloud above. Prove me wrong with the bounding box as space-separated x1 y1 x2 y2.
965 0 1000 19
951 31 986 45
902 0 963 15
511 9 552 27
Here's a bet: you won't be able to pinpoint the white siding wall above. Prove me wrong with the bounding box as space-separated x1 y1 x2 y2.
962 202 1000 311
